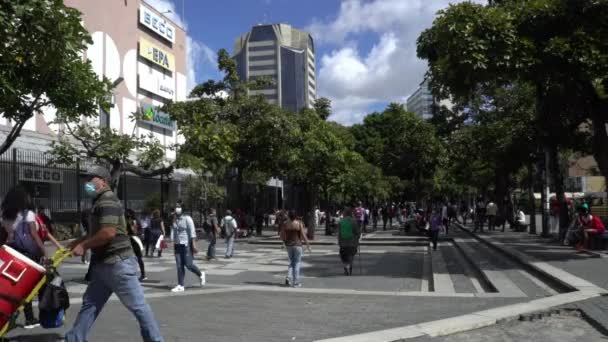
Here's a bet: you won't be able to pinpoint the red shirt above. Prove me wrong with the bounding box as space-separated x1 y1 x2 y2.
579 215 605 234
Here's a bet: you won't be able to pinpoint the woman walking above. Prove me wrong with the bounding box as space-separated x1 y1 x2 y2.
125 209 146 281
147 209 165 257
1 186 62 329
280 210 311 287
171 206 205 292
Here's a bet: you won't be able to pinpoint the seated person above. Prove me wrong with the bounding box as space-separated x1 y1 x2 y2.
576 203 605 251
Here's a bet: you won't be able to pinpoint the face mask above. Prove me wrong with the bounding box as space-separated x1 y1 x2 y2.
175 208 182 215
84 182 97 198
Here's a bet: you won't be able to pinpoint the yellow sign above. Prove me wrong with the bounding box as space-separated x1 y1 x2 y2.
139 38 175 72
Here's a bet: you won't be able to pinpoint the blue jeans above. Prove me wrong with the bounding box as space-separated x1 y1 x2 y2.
225 235 235 257
207 235 216 258
174 244 202 286
286 246 303 285
65 257 163 342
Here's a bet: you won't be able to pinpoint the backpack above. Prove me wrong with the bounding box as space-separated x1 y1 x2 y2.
339 219 354 240
223 216 237 237
10 210 42 257
39 269 70 329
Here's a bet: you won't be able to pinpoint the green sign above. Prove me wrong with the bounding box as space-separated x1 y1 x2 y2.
139 104 176 131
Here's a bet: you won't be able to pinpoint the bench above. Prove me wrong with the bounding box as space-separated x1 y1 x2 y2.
589 232 608 250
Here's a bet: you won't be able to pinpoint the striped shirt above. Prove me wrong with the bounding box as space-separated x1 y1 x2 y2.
90 187 133 264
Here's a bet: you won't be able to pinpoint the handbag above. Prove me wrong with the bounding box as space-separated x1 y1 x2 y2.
155 234 164 250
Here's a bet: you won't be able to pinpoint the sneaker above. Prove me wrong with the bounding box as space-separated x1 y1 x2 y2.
139 276 148 282
292 283 302 288
200 272 206 286
171 285 185 293
344 267 349 276
285 277 291 286
24 319 40 329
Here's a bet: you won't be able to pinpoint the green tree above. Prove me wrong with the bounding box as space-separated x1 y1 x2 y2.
417 0 608 235
352 104 445 201
0 0 111 155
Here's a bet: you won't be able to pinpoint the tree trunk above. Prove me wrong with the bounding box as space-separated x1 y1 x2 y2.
236 168 244 210
547 144 569 242
528 161 537 234
590 100 608 200
110 160 123 191
304 183 317 240
540 146 550 237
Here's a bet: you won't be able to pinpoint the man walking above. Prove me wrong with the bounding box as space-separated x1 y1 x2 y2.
221 210 238 258
473 196 487 233
486 200 498 231
66 166 163 342
338 207 361 276
206 208 220 260
354 201 365 233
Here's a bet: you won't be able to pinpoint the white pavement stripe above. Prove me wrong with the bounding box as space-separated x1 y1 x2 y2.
421 247 430 292
517 269 558 296
313 290 605 342
432 247 456 294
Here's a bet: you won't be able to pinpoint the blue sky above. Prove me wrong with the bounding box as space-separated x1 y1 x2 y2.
145 0 481 125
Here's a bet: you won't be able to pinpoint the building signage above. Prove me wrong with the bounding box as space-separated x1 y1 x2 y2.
139 65 175 100
139 38 175 72
19 166 63 184
139 5 175 43
138 104 176 131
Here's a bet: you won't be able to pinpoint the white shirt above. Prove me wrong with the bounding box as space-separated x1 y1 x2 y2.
171 214 196 245
516 211 526 224
441 206 448 219
1 210 37 244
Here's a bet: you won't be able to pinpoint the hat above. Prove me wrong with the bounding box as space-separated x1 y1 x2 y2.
85 165 111 182
577 203 589 212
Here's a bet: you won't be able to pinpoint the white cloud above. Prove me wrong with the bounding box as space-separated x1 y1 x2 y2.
308 0 485 125
143 0 217 92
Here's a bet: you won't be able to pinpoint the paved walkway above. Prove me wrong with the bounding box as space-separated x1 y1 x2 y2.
458 223 608 334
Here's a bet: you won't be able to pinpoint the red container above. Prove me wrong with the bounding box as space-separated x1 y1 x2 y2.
0 245 46 330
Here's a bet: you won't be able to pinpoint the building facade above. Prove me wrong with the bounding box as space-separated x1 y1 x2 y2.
0 0 188 214
234 24 317 113
406 79 434 120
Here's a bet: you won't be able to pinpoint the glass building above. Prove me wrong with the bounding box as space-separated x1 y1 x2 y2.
234 24 317 112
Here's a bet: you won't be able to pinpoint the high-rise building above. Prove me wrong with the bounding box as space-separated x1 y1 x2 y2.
234 24 317 112
406 79 434 120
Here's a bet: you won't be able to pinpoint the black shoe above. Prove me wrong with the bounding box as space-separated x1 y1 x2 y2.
348 266 353 276
344 267 349 276
139 276 148 282
24 319 40 329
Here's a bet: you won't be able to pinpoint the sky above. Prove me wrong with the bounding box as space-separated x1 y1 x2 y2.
144 0 481 125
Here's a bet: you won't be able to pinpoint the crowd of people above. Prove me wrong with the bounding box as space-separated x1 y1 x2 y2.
1 164 606 342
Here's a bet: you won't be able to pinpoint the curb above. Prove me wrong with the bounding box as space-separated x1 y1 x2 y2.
454 223 577 293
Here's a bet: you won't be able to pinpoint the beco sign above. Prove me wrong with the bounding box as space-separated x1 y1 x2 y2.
140 39 175 72
139 104 176 131
19 166 63 184
139 5 175 43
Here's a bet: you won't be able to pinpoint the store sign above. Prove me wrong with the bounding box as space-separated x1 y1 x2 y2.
19 166 63 184
138 104 176 131
139 38 175 72
139 66 175 100
139 5 175 43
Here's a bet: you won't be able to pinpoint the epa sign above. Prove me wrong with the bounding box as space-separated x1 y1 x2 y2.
139 39 175 72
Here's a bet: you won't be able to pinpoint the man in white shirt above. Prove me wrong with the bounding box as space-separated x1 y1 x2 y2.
441 203 449 235
486 201 498 231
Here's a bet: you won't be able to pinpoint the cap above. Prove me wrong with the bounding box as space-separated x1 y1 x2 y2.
577 203 589 212
84 165 111 182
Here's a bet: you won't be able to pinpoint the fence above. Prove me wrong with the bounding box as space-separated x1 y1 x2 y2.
0 148 180 228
